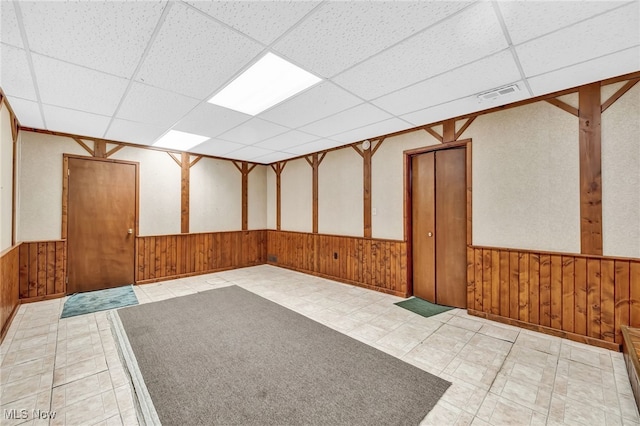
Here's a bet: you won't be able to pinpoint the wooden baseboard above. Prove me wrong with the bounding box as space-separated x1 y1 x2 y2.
135 262 264 285
267 262 408 298
19 292 66 304
468 309 621 352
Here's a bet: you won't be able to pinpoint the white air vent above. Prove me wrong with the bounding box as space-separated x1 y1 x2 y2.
477 84 520 101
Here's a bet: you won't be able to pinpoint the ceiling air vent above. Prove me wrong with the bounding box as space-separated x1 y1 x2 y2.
477 84 520 101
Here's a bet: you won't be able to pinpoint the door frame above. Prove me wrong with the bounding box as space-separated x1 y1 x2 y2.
62 154 140 291
403 139 472 298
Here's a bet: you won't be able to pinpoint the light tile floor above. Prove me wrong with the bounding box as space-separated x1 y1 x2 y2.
1 265 638 425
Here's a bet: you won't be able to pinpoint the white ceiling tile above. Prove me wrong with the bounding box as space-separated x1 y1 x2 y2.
273 1 472 77
104 119 167 146
516 2 639 78
190 139 246 157
252 151 297 164
527 47 640 97
136 3 263 99
372 50 521 116
1 44 37 101
330 118 413 144
401 84 530 127
253 130 318 151
19 1 166 77
300 103 392 138
43 104 111 138
32 54 129 117
259 82 362 128
284 138 346 155
173 103 251 138
6 96 43 129
499 1 629 45
116 82 200 127
186 1 320 45
218 118 289 145
1 2 23 48
333 2 508 100
225 145 274 161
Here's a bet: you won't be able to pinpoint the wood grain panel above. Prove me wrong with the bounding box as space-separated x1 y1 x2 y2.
18 241 66 302
267 230 407 297
468 246 640 349
1 245 20 342
135 231 266 283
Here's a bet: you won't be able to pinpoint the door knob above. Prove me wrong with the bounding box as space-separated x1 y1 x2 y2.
427 232 433 237
128 229 133 234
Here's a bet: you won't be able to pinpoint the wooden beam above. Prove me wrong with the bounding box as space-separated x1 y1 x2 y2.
93 140 107 158
11 117 18 245
546 98 579 117
72 137 94 156
454 117 476 141
241 162 249 230
232 161 243 173
247 163 258 174
363 147 372 238
305 155 313 167
312 154 319 234
423 126 443 143
443 119 456 143
578 83 603 256
189 155 203 168
351 144 364 158
105 144 125 158
371 137 386 156
181 152 190 234
167 152 182 167
273 162 286 231
601 79 639 113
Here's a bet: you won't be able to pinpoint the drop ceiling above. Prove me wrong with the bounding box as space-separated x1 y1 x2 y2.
1 1 638 164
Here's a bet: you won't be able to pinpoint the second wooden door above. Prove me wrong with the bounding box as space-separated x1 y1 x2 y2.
412 147 467 308
67 157 136 294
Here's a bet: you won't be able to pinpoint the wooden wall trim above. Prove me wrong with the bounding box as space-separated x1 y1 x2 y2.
545 98 579 117
579 82 603 255
467 246 639 348
270 162 287 230
181 152 190 233
233 161 258 231
304 154 325 234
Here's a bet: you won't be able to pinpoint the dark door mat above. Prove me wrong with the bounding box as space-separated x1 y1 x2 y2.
395 297 453 318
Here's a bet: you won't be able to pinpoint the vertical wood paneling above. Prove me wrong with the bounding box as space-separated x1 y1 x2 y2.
18 241 66 301
469 246 640 347
1 245 20 341
135 231 267 283
266 230 407 297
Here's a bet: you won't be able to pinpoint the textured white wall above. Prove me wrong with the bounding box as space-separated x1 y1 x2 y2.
189 157 241 233
281 158 312 233
602 83 640 258
372 130 440 240
17 132 91 241
468 102 581 253
0 104 14 251
111 147 181 236
248 165 267 230
266 166 276 229
318 149 363 237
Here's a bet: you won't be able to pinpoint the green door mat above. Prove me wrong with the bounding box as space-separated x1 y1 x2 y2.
395 297 453 318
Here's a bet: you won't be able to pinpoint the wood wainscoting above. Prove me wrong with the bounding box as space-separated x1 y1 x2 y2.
135 230 267 283
1 244 20 341
467 246 640 350
19 241 67 303
267 230 408 297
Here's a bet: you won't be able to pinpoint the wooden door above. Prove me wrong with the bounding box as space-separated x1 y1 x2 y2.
412 147 467 308
67 158 136 294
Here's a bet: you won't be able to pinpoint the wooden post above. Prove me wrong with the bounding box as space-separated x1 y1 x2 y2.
578 83 603 255
241 162 249 231
443 119 456 143
94 140 107 158
312 154 319 234
270 162 286 231
181 152 190 234
363 148 372 238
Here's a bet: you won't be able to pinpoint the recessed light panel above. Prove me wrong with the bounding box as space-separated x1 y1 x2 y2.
153 130 209 150
208 52 321 116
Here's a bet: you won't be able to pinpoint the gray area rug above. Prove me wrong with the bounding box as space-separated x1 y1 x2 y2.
112 285 450 426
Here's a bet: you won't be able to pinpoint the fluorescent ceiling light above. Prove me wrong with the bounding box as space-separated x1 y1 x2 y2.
153 130 209 150
208 52 321 116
